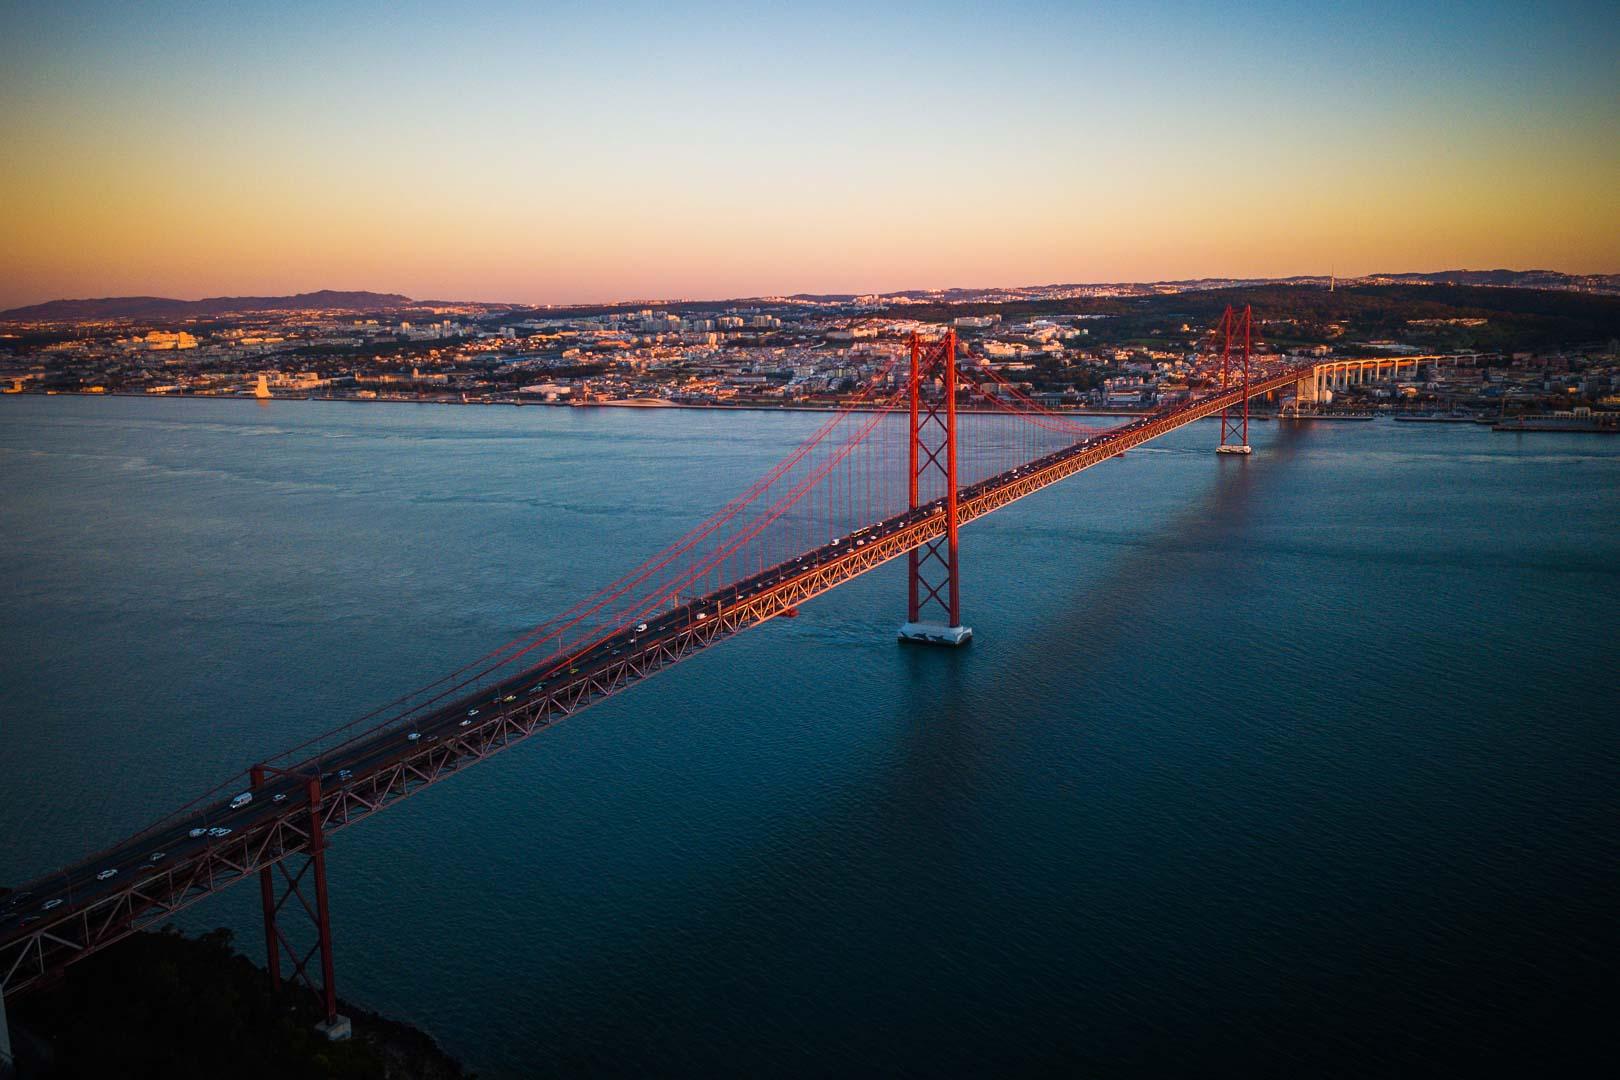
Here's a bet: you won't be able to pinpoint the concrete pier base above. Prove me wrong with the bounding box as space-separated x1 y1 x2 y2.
898 621 973 646
1215 444 1252 455
316 1014 352 1042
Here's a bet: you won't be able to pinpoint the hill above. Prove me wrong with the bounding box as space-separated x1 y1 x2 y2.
0 290 418 321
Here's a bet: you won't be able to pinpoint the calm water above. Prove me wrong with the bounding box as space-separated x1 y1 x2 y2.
2 396 1617 1075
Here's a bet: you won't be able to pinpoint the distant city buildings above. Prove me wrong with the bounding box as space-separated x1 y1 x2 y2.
1 293 1615 425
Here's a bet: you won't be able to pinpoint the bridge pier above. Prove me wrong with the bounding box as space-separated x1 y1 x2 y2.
257 770 349 1042
898 621 973 646
899 330 972 646
1295 369 1321 406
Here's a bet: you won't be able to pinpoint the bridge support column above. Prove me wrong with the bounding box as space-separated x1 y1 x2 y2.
1216 305 1253 455
900 330 971 646
260 775 349 1041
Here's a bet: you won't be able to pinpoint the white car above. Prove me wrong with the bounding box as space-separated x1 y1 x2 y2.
272 793 287 804
206 827 232 838
635 623 648 633
459 718 472 726
407 732 421 741
229 792 253 810
43 898 63 910
696 612 708 621
149 851 166 862
467 708 479 717
189 827 208 838
96 869 117 881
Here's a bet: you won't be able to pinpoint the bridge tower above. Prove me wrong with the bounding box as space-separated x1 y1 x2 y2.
899 330 972 646
1216 305 1254 455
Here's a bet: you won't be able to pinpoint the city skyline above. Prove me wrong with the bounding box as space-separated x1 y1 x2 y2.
3 0 1618 310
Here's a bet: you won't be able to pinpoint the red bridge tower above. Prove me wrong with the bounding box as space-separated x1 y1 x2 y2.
898 330 972 646
1216 304 1254 455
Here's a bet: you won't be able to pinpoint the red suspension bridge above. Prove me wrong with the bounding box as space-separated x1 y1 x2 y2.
1 307 1308 1038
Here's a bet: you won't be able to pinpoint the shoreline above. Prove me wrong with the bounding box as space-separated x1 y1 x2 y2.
5 924 470 1077
6 389 1158 418
16 391 1611 432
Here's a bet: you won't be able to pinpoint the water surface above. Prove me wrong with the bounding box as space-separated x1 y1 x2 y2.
2 396 1616 1075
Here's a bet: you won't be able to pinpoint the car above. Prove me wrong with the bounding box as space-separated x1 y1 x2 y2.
635 623 648 633
337 769 353 780
467 708 480 717
189 827 208 838
149 851 167 862
272 793 287 804
502 694 516 703
407 732 422 742
459 718 472 727
229 792 253 810
43 898 63 910
206 827 232 838
96 869 117 881
426 734 438 742
569 667 580 675
696 612 708 621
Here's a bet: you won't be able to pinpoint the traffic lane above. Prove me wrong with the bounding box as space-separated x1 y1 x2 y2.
17 768 320 920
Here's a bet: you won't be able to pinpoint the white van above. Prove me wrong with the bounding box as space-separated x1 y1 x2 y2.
229 792 253 810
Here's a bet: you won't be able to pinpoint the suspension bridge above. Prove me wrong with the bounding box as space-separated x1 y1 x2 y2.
1 306 1307 1041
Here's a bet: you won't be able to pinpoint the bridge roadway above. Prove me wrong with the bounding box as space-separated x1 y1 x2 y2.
0 361 1310 996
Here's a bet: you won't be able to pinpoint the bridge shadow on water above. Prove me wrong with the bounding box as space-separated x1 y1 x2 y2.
1003 417 1311 683
513 426 1325 1076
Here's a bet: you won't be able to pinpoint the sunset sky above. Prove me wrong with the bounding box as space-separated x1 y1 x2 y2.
2 0 1616 308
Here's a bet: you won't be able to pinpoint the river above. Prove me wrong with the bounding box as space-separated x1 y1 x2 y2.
1 395 1616 1075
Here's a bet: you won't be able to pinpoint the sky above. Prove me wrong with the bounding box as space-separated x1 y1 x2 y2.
1 0 1617 308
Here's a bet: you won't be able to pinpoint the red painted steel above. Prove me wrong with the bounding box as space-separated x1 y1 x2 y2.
944 330 961 627
250 764 280 989
252 775 339 1021
1218 305 1254 450
905 330 964 628
907 333 922 623
307 777 338 1025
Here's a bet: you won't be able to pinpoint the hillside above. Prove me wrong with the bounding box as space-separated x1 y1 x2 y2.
0 290 418 321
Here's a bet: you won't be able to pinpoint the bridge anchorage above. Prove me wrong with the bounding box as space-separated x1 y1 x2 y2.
899 330 971 646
